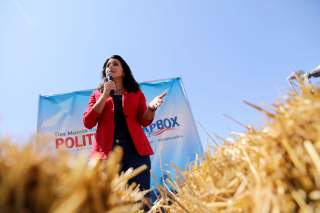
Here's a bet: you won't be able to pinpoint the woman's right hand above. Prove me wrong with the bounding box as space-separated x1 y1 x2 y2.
102 81 116 98
92 81 116 115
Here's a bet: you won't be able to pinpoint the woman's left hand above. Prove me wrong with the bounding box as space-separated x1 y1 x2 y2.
148 92 167 111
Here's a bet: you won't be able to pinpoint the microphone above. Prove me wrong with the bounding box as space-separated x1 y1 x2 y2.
104 70 114 95
105 71 113 82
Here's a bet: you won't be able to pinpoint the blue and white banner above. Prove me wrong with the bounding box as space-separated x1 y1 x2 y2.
37 77 203 187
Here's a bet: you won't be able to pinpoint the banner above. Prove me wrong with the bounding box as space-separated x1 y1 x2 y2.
37 77 203 187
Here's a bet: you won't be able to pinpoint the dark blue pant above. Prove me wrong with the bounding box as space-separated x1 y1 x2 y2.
113 138 151 191
121 152 151 191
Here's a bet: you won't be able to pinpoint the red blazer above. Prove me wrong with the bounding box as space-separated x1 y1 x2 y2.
83 89 154 159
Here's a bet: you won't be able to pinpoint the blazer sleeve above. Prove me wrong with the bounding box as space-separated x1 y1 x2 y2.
137 91 154 127
83 91 100 129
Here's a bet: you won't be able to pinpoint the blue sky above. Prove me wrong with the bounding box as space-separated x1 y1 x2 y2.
1 0 320 148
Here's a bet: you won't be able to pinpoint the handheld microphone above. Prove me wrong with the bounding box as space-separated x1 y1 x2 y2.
105 71 113 82
105 70 114 95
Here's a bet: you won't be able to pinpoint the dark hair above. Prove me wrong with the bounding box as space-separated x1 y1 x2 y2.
98 55 140 93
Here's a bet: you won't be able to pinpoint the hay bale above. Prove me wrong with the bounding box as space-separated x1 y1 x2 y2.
0 139 147 213
153 82 320 212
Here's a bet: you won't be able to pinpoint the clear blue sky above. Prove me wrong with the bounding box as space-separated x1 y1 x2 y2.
1 0 319 148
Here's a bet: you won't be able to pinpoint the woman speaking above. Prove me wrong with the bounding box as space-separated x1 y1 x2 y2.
83 55 166 197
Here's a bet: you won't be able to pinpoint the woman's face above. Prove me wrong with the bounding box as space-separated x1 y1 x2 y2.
105 58 124 79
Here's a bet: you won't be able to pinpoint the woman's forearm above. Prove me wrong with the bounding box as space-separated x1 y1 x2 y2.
143 107 156 121
144 91 166 121
93 94 109 114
